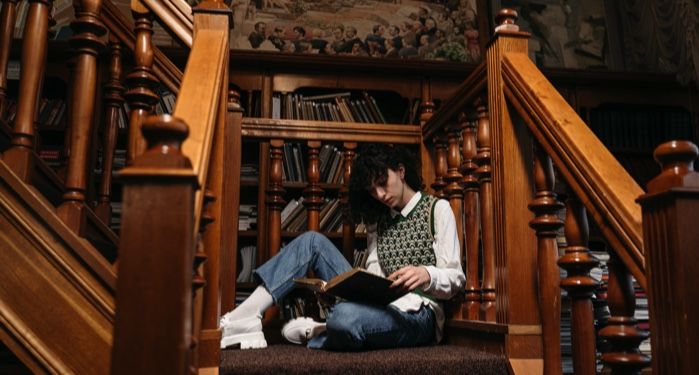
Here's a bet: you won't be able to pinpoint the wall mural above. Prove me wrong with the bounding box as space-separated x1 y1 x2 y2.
499 0 609 69
231 0 482 63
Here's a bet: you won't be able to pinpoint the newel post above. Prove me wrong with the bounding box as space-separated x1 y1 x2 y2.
484 7 541 357
637 140 699 375
111 115 198 375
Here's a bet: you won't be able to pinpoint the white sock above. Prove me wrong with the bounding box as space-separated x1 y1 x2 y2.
222 286 273 321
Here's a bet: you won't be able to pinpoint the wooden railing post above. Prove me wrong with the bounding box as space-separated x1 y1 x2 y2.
637 140 699 375
486 9 541 358
57 0 106 232
599 252 650 374
559 195 599 375
266 139 285 256
445 121 464 251
3 0 52 181
125 0 159 164
0 0 18 118
95 39 125 225
473 99 495 322
111 115 198 375
341 141 357 260
431 134 448 199
460 111 481 320
528 145 563 375
219 89 243 318
304 140 323 231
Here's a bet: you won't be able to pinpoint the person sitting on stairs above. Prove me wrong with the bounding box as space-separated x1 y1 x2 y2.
220 143 465 350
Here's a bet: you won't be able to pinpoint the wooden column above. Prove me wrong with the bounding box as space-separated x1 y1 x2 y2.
559 195 599 375
125 0 159 164
419 78 436 193
95 39 125 225
219 89 243 316
460 112 481 320
473 99 495 322
0 0 18 118
57 0 106 232
445 122 464 251
528 146 563 375
341 142 357 260
599 252 650 374
304 140 323 231
3 0 52 181
266 139 285 256
431 134 448 199
637 140 699 375
111 115 197 375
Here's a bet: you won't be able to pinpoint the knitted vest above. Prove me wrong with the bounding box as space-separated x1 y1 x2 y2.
376 194 437 275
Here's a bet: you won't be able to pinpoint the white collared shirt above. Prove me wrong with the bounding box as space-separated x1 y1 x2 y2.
364 191 465 342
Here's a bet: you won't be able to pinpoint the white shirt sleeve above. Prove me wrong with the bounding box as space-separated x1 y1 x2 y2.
364 224 385 277
421 199 466 299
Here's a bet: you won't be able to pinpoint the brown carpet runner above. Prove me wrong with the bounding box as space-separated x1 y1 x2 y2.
221 344 509 374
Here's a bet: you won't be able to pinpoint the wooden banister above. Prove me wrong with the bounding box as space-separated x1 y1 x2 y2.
174 0 230 233
0 0 17 118
501 52 646 289
101 0 182 93
140 0 193 47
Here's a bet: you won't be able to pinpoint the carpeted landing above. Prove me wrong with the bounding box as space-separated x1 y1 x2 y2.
220 344 509 374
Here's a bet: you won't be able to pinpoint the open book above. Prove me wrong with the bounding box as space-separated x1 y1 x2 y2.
294 268 407 306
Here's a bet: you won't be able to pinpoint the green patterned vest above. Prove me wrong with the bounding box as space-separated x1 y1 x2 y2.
376 193 438 275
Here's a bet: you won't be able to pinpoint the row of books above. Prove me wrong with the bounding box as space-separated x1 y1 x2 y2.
272 91 387 124
281 142 346 184
2 98 66 129
238 204 257 231
589 106 695 151
279 295 329 322
240 163 259 181
237 245 256 283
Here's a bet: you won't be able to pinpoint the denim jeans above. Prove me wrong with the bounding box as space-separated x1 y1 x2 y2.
254 231 436 351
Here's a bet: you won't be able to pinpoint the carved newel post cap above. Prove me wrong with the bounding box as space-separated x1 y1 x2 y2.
647 140 699 193
495 9 520 33
142 115 188 151
137 115 192 168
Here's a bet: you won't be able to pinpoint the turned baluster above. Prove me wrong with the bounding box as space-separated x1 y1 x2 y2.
56 0 106 232
3 0 52 181
599 252 650 374
638 141 699 374
125 0 159 164
460 112 480 320
95 39 125 225
304 140 323 231
431 134 448 199
474 99 496 322
341 142 356 259
445 121 464 251
419 79 434 126
266 139 285 256
559 196 599 375
528 146 564 375
0 0 18 118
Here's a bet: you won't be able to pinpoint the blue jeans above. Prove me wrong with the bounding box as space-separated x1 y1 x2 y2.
254 231 436 351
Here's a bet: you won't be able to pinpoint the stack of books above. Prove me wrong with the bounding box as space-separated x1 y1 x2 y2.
238 204 257 231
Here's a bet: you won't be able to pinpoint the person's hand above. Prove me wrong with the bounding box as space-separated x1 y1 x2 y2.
388 266 430 292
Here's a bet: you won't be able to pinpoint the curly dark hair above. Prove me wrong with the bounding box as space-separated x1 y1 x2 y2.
349 143 422 225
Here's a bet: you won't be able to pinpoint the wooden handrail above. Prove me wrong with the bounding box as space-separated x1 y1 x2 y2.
101 0 183 93
500 52 646 289
422 61 486 140
141 0 193 47
174 3 229 233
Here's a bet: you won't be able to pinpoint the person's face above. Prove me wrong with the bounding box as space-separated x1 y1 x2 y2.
367 167 407 210
333 28 343 39
345 29 356 38
258 23 266 34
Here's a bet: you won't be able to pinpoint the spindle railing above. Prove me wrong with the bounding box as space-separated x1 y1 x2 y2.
421 7 698 375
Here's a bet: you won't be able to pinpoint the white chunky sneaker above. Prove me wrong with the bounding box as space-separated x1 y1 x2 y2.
220 316 267 349
281 317 327 345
